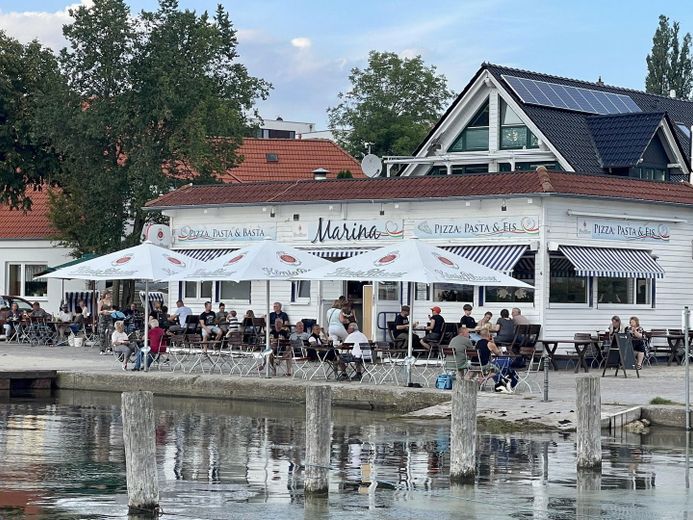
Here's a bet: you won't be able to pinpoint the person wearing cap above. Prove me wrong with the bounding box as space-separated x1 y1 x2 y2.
421 306 445 353
393 305 422 351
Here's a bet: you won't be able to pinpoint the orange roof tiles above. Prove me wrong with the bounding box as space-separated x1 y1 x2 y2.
221 138 364 182
0 188 56 240
146 170 693 208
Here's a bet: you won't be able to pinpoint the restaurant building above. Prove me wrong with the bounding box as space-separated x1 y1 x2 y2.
145 64 693 338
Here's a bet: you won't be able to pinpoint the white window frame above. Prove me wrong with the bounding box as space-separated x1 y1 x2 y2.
595 277 653 307
7 262 48 300
219 280 251 305
183 280 214 302
291 280 311 304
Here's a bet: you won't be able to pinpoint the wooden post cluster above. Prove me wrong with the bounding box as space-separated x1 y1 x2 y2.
121 391 160 516
576 375 602 470
304 385 332 495
450 377 477 483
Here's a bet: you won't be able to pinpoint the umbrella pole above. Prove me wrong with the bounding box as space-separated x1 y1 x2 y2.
265 281 271 379
407 282 414 387
143 281 150 372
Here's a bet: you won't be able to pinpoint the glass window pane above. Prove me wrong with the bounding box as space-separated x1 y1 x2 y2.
292 281 311 301
550 276 587 303
8 264 21 296
378 281 400 301
485 285 534 303
432 283 473 302
500 126 528 149
636 278 649 305
220 281 251 301
469 101 489 127
24 264 48 298
200 281 213 299
414 283 430 300
500 100 523 125
463 127 489 151
598 277 631 304
184 281 197 299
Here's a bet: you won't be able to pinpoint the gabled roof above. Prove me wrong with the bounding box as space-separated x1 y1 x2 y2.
219 138 364 182
586 112 668 169
414 63 693 174
145 169 693 209
0 188 56 240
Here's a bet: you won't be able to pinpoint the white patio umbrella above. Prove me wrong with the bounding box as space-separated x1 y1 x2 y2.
295 238 533 385
169 239 332 377
39 242 205 363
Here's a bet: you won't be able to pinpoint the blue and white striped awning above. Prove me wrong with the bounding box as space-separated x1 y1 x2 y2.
559 246 664 279
443 244 529 275
304 248 373 259
176 248 237 262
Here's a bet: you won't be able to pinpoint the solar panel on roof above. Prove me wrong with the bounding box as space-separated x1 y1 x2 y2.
501 74 642 115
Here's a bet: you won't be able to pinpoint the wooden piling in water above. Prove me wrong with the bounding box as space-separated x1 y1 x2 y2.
450 377 477 483
304 385 332 495
121 391 160 516
576 375 602 470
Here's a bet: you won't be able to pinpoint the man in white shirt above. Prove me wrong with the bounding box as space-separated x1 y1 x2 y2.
339 322 368 381
169 299 192 333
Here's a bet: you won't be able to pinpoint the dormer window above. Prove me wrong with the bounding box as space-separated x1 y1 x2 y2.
448 100 489 152
499 100 539 150
266 153 279 162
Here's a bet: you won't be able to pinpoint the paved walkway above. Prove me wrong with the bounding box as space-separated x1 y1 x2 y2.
1 342 689 429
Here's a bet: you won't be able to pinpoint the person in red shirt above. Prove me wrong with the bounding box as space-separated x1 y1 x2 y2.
133 319 168 371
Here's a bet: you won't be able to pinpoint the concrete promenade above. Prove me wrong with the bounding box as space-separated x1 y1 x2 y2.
0 343 689 430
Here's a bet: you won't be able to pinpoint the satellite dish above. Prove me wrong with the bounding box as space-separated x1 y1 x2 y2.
361 154 382 178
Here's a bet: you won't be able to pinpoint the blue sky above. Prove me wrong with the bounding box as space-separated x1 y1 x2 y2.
2 1 693 129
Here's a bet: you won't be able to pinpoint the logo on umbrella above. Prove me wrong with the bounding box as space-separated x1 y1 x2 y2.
225 253 246 266
157 229 165 240
112 254 133 266
277 252 301 266
434 253 457 269
165 255 185 267
374 251 399 266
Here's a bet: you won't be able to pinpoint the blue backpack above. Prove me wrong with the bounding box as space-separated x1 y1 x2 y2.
435 373 454 390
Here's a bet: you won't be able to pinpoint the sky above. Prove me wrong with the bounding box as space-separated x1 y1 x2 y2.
2 0 693 130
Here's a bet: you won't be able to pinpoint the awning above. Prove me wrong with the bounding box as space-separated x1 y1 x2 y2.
176 248 237 261
303 248 373 259
35 253 98 276
443 244 528 275
559 246 664 279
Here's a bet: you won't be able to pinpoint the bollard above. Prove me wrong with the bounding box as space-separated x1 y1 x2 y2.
576 375 602 470
305 386 332 495
121 391 160 516
450 377 477 483
543 350 550 402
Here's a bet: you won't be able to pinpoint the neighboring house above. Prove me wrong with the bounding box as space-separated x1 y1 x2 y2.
0 189 83 313
394 63 692 182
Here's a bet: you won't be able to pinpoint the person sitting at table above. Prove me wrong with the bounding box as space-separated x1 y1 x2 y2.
199 301 222 346
393 305 422 350
420 306 445 353
607 315 622 341
307 324 328 361
56 304 77 340
459 304 477 330
269 302 290 328
338 322 367 381
133 318 167 371
261 318 290 376
29 301 49 319
476 328 502 367
448 325 472 370
286 320 311 375
242 309 257 343
494 309 515 344
3 302 22 339
625 316 647 370
111 320 136 370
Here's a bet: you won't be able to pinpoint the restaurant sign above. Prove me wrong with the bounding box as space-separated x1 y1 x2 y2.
292 217 404 244
576 218 670 242
413 216 540 239
174 224 277 243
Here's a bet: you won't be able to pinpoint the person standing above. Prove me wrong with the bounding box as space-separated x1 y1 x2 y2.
326 300 348 344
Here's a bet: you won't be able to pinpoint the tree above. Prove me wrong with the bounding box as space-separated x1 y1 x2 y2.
646 15 693 98
328 51 454 160
36 0 270 305
336 169 353 179
0 32 62 210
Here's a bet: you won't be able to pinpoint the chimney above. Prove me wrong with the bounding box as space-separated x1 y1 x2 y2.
670 89 677 98
313 167 329 181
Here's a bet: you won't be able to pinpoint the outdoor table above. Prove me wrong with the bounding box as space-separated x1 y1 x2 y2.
660 333 693 366
539 338 597 373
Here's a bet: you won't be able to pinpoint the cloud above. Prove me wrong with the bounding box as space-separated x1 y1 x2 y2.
290 37 311 49
0 0 92 50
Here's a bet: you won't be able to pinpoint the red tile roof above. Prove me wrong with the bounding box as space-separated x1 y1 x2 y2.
218 138 364 182
146 170 693 209
0 188 56 239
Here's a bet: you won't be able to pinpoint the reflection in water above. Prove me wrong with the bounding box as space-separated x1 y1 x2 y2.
0 391 691 519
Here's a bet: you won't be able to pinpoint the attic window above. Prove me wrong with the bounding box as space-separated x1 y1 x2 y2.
266 153 279 162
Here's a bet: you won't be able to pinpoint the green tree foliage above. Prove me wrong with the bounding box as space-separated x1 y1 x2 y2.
336 170 353 179
328 51 454 159
36 0 270 258
646 15 692 98
0 32 61 210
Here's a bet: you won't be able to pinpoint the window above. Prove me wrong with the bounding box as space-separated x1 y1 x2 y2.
631 166 667 182
448 100 489 152
378 281 400 301
499 100 539 150
291 280 311 302
597 277 650 305
427 164 489 176
485 285 534 303
499 162 562 172
184 280 214 300
549 255 588 304
433 283 474 302
414 283 430 300
183 281 197 299
7 263 48 298
220 281 251 302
